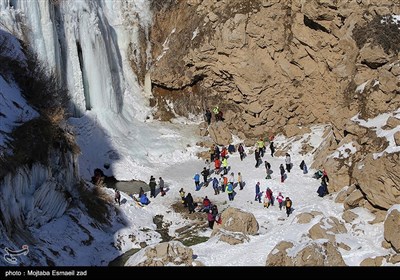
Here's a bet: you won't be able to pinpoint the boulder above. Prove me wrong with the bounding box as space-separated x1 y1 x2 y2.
212 207 259 236
308 216 347 242
125 241 200 266
384 116 400 130
208 122 233 146
353 154 400 210
342 210 358 223
358 44 389 69
213 229 250 245
384 208 400 253
335 185 356 203
292 241 346 266
388 254 400 264
394 131 400 146
265 241 294 266
283 124 312 138
360 256 384 266
343 189 364 210
266 240 346 266
295 211 322 224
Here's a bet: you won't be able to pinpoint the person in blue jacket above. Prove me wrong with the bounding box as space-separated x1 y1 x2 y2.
194 173 200 191
212 177 220 195
140 193 150 205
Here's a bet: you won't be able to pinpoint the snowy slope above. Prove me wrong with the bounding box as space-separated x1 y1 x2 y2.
115 125 398 266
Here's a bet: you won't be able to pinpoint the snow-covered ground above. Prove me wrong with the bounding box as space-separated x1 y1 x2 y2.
1 1 399 267
103 124 396 266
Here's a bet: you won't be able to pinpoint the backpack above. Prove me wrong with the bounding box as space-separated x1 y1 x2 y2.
227 184 233 192
286 199 292 208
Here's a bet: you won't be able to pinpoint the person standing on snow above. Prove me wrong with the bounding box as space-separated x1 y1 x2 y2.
285 197 293 217
221 157 228 175
185 193 195 214
212 177 220 195
159 177 166 196
285 153 292 173
256 139 265 157
269 141 275 157
264 160 271 179
201 167 210 187
237 172 244 190
238 143 245 161
280 164 286 183
207 209 215 229
255 148 261 168
149 176 157 198
266 187 274 206
229 172 235 186
255 182 262 203
277 192 284 210
193 173 201 191
179 188 186 206
214 157 221 174
205 159 211 174
300 160 308 174
226 182 234 201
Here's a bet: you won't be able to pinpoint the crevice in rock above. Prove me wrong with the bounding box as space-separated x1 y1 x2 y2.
361 60 387 69
355 184 388 211
151 74 205 92
304 15 330 34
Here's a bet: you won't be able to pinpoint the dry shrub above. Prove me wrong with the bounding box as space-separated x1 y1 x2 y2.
78 180 112 225
0 31 78 178
353 14 400 55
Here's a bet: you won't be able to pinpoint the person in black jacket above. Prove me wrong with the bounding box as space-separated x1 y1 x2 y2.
185 193 195 214
280 164 285 183
270 141 275 157
201 167 209 187
149 176 157 198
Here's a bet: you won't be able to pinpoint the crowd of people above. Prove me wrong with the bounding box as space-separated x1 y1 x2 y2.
104 111 332 226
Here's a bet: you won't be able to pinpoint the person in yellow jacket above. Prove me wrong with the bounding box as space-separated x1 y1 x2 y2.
222 157 228 175
179 188 186 206
226 182 234 201
213 106 219 121
256 139 265 157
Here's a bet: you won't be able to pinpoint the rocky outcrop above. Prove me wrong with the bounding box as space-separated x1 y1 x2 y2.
344 189 365 210
212 229 250 245
150 0 400 139
125 241 201 266
308 216 347 242
265 241 294 266
360 256 385 266
353 154 400 210
208 122 233 146
295 211 322 224
266 240 346 266
212 207 259 238
342 210 359 223
384 208 400 253
149 0 400 211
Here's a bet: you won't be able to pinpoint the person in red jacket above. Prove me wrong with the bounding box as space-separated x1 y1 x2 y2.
214 158 221 174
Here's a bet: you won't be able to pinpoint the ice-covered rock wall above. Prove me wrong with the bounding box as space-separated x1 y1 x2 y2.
1 0 199 181
0 150 77 236
0 0 151 119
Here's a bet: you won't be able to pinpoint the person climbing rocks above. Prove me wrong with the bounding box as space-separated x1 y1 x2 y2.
114 189 121 206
